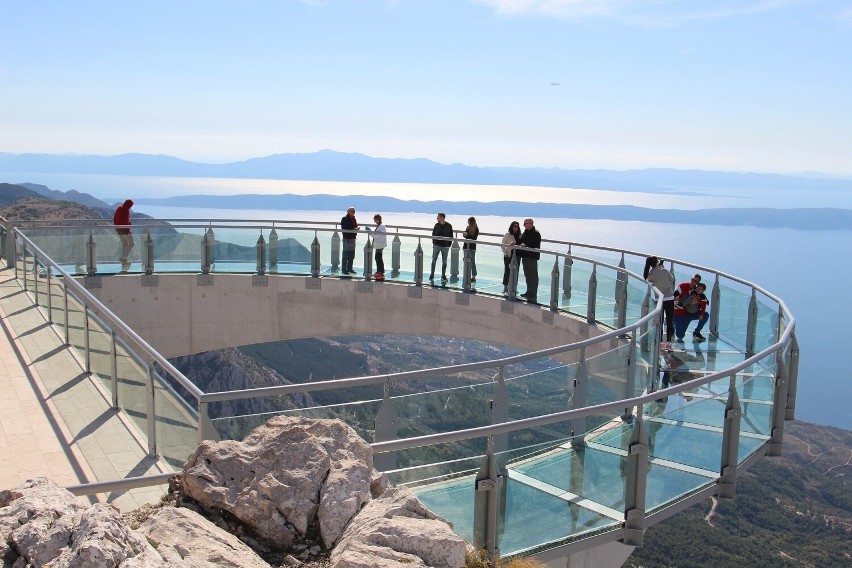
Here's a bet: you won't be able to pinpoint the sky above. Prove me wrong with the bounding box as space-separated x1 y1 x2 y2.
1 0 851 176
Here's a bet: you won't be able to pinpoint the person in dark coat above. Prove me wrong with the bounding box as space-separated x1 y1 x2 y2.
517 218 541 301
113 199 134 271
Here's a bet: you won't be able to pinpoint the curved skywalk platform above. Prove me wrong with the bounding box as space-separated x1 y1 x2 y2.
0 218 798 565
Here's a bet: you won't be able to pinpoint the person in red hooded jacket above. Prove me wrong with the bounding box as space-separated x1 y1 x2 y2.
113 199 134 271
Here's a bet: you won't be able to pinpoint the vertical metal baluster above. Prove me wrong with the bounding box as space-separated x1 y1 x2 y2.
414 240 423 286
146 362 157 457
311 234 321 278
571 349 588 447
549 258 560 310
623 409 648 547
110 327 119 409
268 227 279 272
586 264 597 324
718 373 742 499
391 233 401 278
769 349 789 457
785 332 799 420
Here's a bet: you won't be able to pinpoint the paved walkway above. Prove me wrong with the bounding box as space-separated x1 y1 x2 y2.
0 265 170 511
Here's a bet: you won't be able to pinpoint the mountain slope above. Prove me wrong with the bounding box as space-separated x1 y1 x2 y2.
626 421 851 567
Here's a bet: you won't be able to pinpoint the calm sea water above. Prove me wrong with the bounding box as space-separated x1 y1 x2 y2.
4 172 849 431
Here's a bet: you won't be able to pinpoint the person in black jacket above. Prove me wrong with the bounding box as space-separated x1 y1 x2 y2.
429 212 453 282
518 218 541 300
340 207 359 274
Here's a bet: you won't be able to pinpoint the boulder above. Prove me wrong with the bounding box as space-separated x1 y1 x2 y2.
135 506 272 567
180 416 373 549
0 478 164 567
329 486 467 568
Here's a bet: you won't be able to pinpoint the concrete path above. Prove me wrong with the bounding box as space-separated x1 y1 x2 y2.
0 265 170 511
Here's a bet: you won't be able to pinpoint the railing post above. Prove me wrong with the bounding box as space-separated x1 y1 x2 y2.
373 382 398 472
745 289 758 356
268 227 279 272
491 366 509 456
474 434 504 558
311 235 321 278
622 410 648 547
363 235 374 280
414 240 423 286
83 306 91 373
256 232 266 276
640 289 652 353
462 249 472 292
622 330 638 420
2 222 14 268
331 228 340 272
63 283 70 345
110 327 119 409
21 242 27 290
549 258 560 310
391 233 401 278
45 266 52 323
143 229 154 275
201 231 211 274
586 264 597 324
198 399 219 444
450 239 460 283
710 274 721 337
571 350 588 447
86 230 97 276
769 349 789 456
33 255 40 307
146 362 157 457
718 373 741 499
785 332 799 420
507 253 518 299
615 254 627 327
562 247 572 299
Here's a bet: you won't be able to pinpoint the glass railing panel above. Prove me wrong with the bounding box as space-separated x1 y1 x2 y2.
402 453 487 545
715 283 751 349
561 260 592 317
270 228 314 274
593 265 619 327
153 371 200 469
17 227 89 269
114 345 151 440
146 226 205 269
392 380 496 441
586 343 631 409
465 242 512 296
754 297 780 354
499 468 618 554
203 227 263 273
504 360 575 422
86 313 116 394
47 276 67 334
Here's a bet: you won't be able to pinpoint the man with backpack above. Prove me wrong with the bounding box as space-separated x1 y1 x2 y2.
673 274 710 342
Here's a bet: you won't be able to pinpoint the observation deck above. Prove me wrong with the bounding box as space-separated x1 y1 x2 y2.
0 217 798 566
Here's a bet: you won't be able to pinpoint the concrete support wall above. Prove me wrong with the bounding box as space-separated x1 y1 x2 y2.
83 274 608 360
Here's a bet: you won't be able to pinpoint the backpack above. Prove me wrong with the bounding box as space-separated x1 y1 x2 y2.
679 291 700 314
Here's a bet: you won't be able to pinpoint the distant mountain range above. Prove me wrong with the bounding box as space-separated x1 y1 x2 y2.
2 152 852 230
2 150 851 195
137 193 852 231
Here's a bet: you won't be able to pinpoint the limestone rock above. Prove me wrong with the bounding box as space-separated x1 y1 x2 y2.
51 503 164 568
0 478 165 567
136 506 272 567
0 477 88 567
330 486 466 568
181 416 373 549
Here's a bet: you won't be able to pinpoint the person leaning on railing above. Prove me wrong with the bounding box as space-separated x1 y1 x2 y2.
517 218 541 301
113 199 134 272
501 220 522 293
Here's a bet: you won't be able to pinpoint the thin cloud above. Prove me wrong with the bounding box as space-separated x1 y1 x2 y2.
474 0 799 27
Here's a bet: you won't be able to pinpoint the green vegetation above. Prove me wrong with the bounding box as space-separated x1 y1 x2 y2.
625 421 852 567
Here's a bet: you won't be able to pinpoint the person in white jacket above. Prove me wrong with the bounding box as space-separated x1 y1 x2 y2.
501 221 522 293
372 214 387 277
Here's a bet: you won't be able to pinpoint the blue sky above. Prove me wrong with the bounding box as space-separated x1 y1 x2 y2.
1 0 850 175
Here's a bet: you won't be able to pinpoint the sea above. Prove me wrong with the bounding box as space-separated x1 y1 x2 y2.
4 172 850 432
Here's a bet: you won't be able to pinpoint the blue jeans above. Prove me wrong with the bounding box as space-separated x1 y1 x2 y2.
674 311 710 339
342 239 356 273
430 245 449 278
